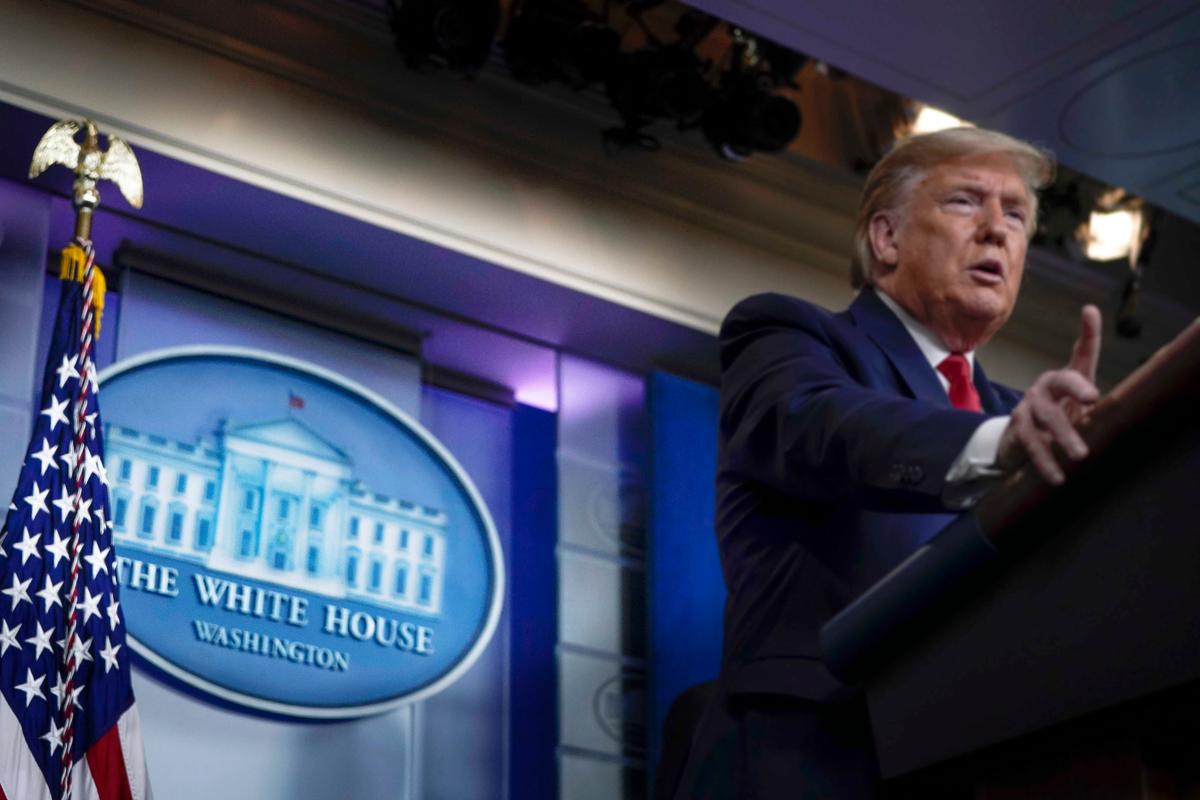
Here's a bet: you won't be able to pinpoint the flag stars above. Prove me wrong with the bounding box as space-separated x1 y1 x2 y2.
30 438 58 476
52 485 78 523
3 297 152 794
99 637 122 674
49 670 67 706
72 635 94 668
13 527 41 565
80 449 100 484
40 395 70 431
74 495 93 526
55 354 79 388
42 717 65 757
84 542 111 578
59 441 80 472
79 588 103 624
93 455 110 488
3 574 32 609
36 575 64 613
15 668 45 707
49 668 83 711
0 619 21 656
82 450 108 487
25 621 55 659
23 484 49 522
45 530 71 569
2 299 150 795
106 594 121 630
58 633 93 668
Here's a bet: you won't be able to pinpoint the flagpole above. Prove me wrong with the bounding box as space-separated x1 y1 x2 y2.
26 117 146 799
57 240 98 799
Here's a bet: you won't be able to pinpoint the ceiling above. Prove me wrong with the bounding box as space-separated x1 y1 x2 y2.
4 0 1195 393
684 0 1200 226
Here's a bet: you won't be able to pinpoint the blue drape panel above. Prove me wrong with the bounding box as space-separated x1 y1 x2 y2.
508 404 558 800
647 372 723 783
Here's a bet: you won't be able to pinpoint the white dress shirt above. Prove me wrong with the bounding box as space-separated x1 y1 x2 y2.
875 291 1008 508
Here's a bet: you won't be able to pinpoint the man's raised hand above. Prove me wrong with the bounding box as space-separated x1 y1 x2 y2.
996 305 1102 484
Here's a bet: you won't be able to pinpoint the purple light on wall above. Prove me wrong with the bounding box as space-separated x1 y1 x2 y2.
515 381 558 412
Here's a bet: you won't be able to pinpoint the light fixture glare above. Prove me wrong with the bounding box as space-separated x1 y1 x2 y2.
909 105 972 135
1084 209 1143 262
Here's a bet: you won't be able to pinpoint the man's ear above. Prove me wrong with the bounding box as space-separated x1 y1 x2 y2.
868 212 901 268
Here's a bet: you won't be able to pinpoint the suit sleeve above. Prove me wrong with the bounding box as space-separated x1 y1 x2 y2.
719 297 991 513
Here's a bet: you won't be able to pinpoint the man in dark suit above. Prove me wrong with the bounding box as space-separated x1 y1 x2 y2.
674 127 1102 799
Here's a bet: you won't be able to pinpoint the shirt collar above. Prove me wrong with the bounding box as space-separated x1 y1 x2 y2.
874 289 974 372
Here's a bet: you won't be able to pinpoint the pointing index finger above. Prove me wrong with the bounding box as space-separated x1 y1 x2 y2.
1068 304 1102 383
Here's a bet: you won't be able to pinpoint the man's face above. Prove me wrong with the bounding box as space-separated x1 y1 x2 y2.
871 152 1032 351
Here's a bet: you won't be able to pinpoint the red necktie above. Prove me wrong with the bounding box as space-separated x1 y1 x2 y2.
937 353 982 412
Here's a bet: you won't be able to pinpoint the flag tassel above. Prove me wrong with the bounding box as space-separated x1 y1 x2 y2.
58 244 105 336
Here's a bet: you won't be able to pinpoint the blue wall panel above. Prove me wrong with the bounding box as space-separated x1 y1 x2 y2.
419 386 516 800
647 372 723 784
509 404 558 800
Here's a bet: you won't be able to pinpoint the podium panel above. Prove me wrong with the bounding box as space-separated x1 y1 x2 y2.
869 419 1200 778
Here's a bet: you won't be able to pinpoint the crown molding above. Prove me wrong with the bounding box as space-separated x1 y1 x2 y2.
64 0 862 285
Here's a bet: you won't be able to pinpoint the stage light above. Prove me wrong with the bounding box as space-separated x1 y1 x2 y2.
388 0 499 72
504 0 619 89
908 104 972 135
702 72 801 159
1077 189 1148 264
1083 208 1145 262
1070 187 1151 338
606 45 712 131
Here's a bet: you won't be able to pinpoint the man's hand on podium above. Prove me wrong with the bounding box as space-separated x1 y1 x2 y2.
996 305 1102 485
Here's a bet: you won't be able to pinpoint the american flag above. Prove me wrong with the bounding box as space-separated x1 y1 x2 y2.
0 244 151 800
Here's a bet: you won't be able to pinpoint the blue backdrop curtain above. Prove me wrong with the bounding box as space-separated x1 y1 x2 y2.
647 371 723 783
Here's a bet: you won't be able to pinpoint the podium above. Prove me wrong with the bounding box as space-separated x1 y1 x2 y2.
821 320 1200 798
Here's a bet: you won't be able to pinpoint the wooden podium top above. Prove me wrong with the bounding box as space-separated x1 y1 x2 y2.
980 318 1200 548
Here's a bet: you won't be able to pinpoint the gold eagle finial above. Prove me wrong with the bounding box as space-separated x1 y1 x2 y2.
29 118 144 211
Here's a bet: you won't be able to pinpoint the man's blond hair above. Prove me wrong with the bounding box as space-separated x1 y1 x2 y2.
851 127 1055 288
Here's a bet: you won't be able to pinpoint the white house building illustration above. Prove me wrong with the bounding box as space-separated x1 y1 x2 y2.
104 417 447 617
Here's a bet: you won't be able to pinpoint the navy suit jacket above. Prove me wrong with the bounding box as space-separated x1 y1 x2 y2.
715 288 1022 702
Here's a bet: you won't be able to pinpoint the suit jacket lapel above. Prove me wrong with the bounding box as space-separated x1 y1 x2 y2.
847 287 951 408
973 360 1005 414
